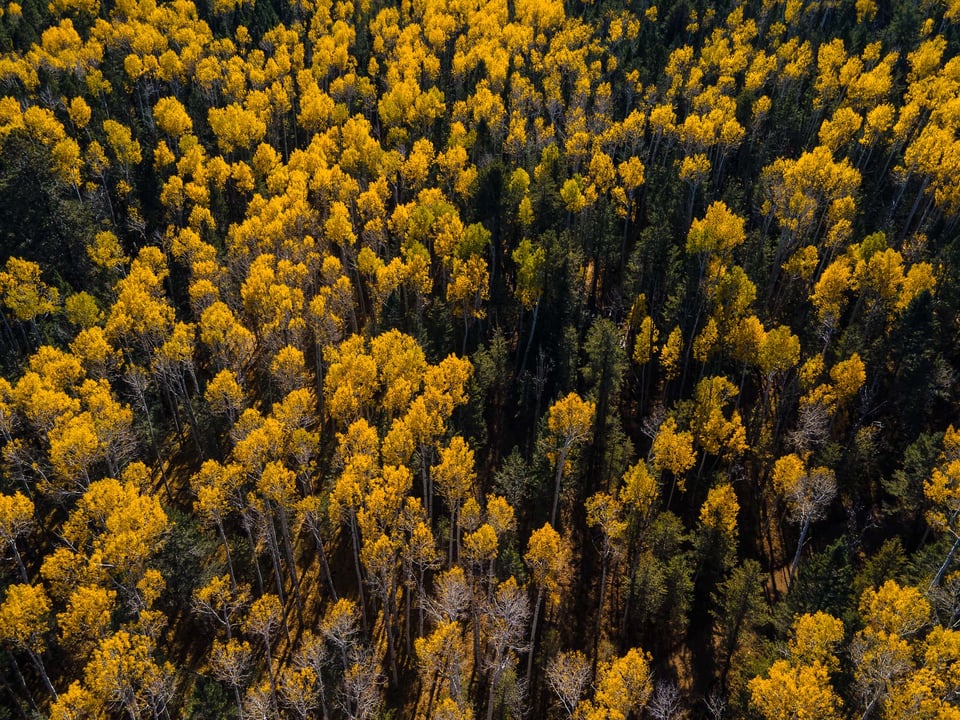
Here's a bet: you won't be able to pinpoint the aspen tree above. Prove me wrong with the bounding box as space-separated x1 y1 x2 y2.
0 491 33 582
0 583 58 699
545 392 595 527
524 523 571 688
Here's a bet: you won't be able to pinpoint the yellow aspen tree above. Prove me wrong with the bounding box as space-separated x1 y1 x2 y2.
0 491 33 582
585 491 627 662
852 581 930 718
83 630 175 720
660 326 683 381
192 574 250 640
323 335 378 424
545 392 595 526
447 254 490 355
652 417 697 496
279 664 319 720
699 483 740 541
47 680 100 720
0 583 58 698
749 611 844 720
578 647 653 719
0 257 60 333
57 585 116 659
772 454 837 581
432 436 476 563
209 638 253 720
513 238 547 371
691 376 748 462
331 418 381 632
370 329 427 419
192 460 245 589
243 594 283 714
415 618 470 714
205 369 246 426
925 426 960 587
524 522 571 688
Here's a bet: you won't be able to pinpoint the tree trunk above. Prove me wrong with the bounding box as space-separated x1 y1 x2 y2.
525 587 544 690
242 517 265 596
232 683 245 720
592 552 608 674
27 648 57 701
217 519 237 592
931 533 960 589
551 447 569 528
264 635 279 718
349 513 368 635
275 504 303 624
11 543 27 584
789 516 811 585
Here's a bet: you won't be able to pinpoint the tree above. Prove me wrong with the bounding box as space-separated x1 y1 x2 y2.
57 585 116 659
545 650 591 718
852 581 931 719
749 612 844 720
690 376 748 463
447 255 490 354
513 238 547 371
771 454 837 581
243 594 284 714
340 655 383 720
545 393 595 527
699 483 740 545
712 559 768 691
0 257 60 339
652 417 697 500
415 619 469 714
0 491 33 582
925 426 960 587
577 647 653 719
524 522 571 688
482 576 530 720
432 436 476 563
209 639 253 720
84 631 175 720
750 659 842 720
279 665 319 720
0 583 58 699
192 575 250 640
585 491 627 663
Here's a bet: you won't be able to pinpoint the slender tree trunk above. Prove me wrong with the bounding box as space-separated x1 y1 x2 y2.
486 663 502 720
232 683 245 720
525 587 544 690
931 533 960 589
6 650 38 713
789 516 812 584
520 301 540 374
11 543 27 584
275 505 303 623
592 552 608 673
349 513 368 635
264 636 279 717
217 520 237 591
243 518 265 596
264 514 288 619
311 527 338 601
386 581 399 686
551 448 568 528
27 649 57 700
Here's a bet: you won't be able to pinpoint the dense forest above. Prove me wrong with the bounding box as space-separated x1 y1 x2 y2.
0 0 959 716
